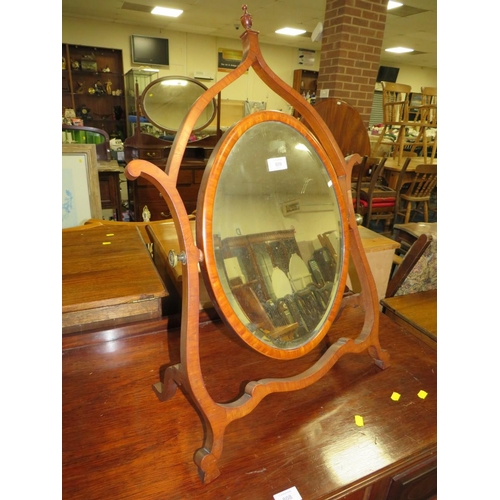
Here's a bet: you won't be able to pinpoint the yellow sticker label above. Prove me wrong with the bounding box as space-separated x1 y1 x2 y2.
102 241 111 245
417 390 428 399
105 233 114 236
355 415 364 427
391 392 401 401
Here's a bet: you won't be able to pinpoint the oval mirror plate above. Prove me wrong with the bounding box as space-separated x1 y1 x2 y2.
141 76 216 133
198 111 349 359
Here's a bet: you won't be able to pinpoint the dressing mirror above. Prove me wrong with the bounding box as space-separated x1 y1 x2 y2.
125 4 389 485
140 76 216 134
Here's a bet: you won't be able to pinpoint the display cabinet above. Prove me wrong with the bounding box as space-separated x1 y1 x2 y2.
292 69 318 116
124 68 159 137
62 44 127 140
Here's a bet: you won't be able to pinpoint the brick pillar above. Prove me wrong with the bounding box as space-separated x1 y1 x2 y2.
317 0 387 127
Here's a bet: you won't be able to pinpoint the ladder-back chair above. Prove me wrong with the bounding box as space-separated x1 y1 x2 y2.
409 87 437 163
357 156 401 234
371 82 412 164
395 164 437 223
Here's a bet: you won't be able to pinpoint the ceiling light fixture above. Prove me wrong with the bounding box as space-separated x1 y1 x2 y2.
151 7 183 17
387 1 403 9
385 47 414 53
275 27 306 36
161 79 188 86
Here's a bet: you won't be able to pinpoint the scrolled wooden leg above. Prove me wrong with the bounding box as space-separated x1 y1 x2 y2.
368 344 390 369
194 447 221 484
152 364 181 402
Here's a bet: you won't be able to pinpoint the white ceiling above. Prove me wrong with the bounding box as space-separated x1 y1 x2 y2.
62 0 437 69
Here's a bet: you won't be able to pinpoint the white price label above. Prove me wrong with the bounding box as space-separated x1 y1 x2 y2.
267 156 288 172
273 485 302 500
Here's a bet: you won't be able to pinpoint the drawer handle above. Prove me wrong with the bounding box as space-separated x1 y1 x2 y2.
146 152 156 157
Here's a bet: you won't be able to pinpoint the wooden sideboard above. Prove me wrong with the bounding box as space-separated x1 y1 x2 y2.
124 132 218 221
62 306 437 499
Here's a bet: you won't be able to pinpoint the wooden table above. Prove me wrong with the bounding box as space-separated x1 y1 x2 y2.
383 157 432 189
62 306 437 500
62 224 167 334
381 289 437 349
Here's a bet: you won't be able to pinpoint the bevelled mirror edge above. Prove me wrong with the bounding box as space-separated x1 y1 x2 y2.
196 111 351 360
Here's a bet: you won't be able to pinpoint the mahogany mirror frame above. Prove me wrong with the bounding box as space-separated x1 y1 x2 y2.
125 4 390 485
197 110 350 360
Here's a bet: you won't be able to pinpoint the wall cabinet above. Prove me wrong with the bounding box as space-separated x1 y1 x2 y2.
62 44 127 140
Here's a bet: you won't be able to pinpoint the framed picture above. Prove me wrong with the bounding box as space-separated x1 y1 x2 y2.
62 144 102 228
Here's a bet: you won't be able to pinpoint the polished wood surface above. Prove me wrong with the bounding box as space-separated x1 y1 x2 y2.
305 98 371 157
62 306 437 499
381 289 437 349
62 225 167 333
383 157 429 189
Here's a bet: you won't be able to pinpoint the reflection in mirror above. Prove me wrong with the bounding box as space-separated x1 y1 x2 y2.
211 118 344 351
141 76 216 133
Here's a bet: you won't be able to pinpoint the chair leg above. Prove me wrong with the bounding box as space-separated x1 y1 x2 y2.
423 201 429 222
404 202 412 224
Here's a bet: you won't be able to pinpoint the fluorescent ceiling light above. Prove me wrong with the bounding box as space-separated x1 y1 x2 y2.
385 47 414 53
151 7 183 17
161 79 188 86
138 66 160 72
275 27 306 36
387 1 403 9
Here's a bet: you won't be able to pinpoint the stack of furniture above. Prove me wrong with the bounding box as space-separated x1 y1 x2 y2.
371 82 437 166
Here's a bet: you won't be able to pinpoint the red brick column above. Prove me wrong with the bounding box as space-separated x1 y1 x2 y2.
317 0 387 127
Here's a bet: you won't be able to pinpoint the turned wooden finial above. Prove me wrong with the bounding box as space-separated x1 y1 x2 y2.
240 4 253 30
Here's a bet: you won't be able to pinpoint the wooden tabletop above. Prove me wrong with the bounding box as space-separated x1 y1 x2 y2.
381 289 437 348
62 307 437 499
356 225 400 253
393 222 437 241
62 225 167 333
383 156 435 171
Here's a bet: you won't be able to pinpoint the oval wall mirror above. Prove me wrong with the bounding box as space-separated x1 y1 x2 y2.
198 111 349 359
140 76 216 133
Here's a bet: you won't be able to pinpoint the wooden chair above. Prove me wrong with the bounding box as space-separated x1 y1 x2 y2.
231 284 299 340
356 157 398 234
385 233 436 298
395 164 437 224
408 87 437 163
371 82 412 164
385 234 432 298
